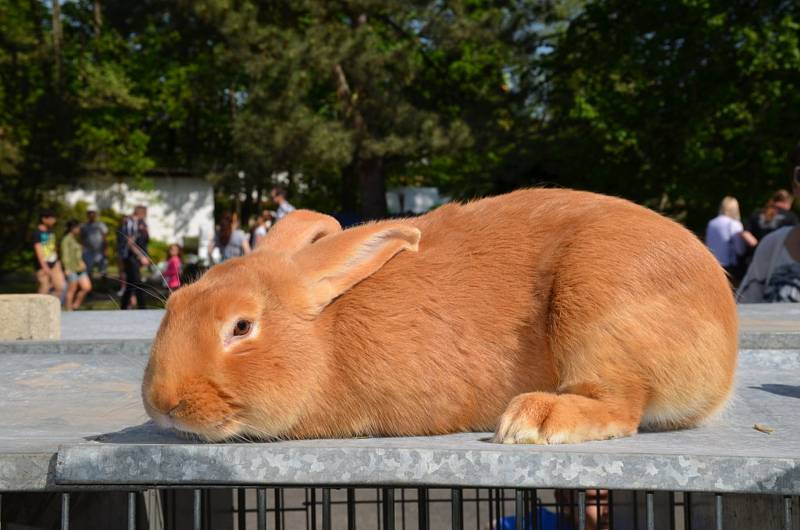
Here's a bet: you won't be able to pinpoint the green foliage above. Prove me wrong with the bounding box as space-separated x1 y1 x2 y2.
538 0 800 227
0 0 231 269
146 239 169 265
194 0 554 217
2 0 800 273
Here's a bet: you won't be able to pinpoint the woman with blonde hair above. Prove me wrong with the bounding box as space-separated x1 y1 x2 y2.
706 196 746 284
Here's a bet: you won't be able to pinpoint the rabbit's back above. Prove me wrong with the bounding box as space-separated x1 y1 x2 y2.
323 189 736 436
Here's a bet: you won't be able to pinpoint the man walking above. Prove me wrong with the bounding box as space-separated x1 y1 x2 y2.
270 187 295 220
80 210 108 277
119 205 150 310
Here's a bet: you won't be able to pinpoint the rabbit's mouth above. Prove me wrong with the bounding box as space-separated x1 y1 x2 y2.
156 414 245 443
142 374 248 441
143 399 246 442
176 416 281 443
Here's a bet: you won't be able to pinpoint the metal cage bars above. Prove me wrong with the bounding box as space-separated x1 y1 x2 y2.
1 488 792 530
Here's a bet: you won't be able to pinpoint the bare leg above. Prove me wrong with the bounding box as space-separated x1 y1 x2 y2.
36 269 51 294
50 263 66 303
72 275 92 310
65 280 78 310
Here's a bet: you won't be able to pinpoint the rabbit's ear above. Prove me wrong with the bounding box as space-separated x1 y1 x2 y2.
295 222 421 313
259 211 342 255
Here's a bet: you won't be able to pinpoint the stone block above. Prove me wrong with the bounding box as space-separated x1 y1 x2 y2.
0 294 60 340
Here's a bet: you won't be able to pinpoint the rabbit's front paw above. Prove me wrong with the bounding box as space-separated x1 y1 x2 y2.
493 391 639 445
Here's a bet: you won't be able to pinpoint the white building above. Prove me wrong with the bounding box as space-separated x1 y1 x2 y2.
386 187 448 215
64 176 215 249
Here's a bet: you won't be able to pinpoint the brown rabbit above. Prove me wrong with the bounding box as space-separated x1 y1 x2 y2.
142 189 737 444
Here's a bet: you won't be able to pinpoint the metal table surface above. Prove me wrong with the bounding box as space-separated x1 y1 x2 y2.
1 305 798 493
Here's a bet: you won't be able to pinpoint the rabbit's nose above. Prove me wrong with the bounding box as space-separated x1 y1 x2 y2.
146 385 179 413
167 400 188 418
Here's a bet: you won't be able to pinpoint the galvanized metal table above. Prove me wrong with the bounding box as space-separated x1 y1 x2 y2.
0 306 800 494
1 305 798 496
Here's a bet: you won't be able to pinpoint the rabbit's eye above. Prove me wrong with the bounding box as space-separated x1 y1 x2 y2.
233 320 252 337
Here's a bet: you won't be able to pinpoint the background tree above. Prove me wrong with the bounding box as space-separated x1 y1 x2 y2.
0 0 70 269
538 0 800 228
2 0 800 272
194 0 555 218
0 0 232 268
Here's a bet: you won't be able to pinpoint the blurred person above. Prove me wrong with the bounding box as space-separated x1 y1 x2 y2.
61 219 92 310
120 205 150 310
32 209 65 299
80 209 108 277
270 187 295 220
705 196 746 284
557 489 607 530
738 145 800 303
209 212 250 262
115 214 130 297
741 189 798 251
247 214 261 250
249 210 274 249
163 244 183 290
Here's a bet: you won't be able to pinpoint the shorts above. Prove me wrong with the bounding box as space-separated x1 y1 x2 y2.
35 258 59 271
83 251 108 274
66 271 88 283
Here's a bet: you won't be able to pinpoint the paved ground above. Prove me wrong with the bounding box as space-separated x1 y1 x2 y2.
52 303 800 340
60 310 165 340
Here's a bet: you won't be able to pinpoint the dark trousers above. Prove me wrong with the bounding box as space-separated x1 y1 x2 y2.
120 257 146 309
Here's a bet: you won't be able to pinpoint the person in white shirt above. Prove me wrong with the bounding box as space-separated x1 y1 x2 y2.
250 210 274 249
705 196 746 284
271 187 295 220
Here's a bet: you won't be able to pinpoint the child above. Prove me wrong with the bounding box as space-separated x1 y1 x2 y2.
164 244 182 290
61 220 92 310
33 209 66 299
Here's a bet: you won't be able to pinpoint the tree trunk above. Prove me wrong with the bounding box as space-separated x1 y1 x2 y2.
51 0 62 90
93 0 102 35
332 64 387 219
358 157 387 220
229 85 237 122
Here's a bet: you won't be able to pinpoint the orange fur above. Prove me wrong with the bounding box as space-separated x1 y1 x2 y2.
141 189 738 444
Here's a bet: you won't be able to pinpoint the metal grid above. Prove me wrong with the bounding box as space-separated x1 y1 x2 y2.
2 488 796 530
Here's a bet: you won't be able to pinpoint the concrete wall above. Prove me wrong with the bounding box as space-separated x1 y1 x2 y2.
64 177 215 246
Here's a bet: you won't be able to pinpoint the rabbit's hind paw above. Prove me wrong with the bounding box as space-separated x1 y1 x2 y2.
493 391 639 445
